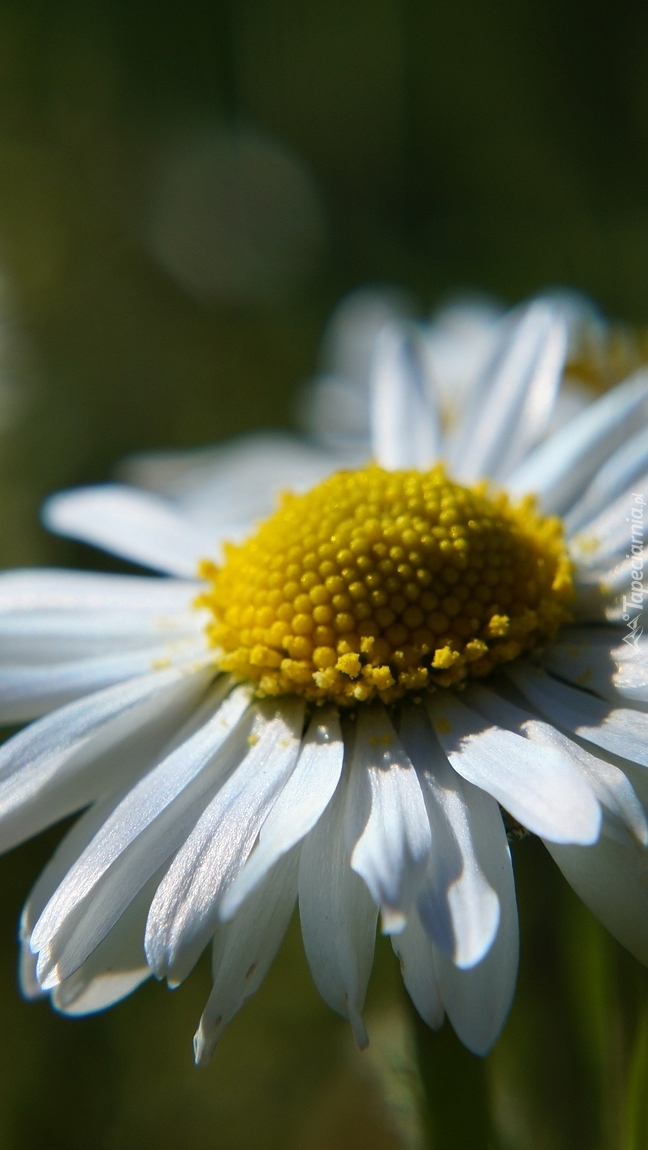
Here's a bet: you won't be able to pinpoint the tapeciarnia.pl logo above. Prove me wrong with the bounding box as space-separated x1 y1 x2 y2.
622 492 645 652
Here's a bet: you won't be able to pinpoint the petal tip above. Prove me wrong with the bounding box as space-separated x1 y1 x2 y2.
349 1005 369 1050
381 906 408 935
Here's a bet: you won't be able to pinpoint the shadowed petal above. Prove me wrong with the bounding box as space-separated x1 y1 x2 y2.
392 910 444 1031
299 769 377 1048
194 848 299 1065
369 323 441 469
345 705 431 932
426 691 600 843
547 835 648 965
469 683 646 847
432 816 518 1057
399 703 500 969
509 661 648 769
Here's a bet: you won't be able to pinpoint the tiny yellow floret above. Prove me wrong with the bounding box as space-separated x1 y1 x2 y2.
197 464 573 705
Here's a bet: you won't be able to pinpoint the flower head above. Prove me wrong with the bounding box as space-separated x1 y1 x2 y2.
2 290 648 1061
203 463 572 701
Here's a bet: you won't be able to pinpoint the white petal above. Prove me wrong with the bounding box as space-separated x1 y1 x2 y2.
547 835 648 965
603 557 648 624
0 663 211 852
50 873 160 1015
612 659 648 702
19 788 136 999
0 636 209 722
433 806 518 1056
573 556 645 623
541 633 648 704
0 568 203 613
194 847 299 1065
144 699 305 985
299 770 377 1048
565 423 648 535
300 285 412 450
369 323 441 469
0 607 207 663
506 368 648 514
22 786 142 953
391 910 444 1030
426 692 601 844
43 485 220 576
508 661 648 769
120 432 348 531
468 683 646 847
451 301 567 483
299 375 371 448
611 631 648 662
321 286 412 386
30 681 252 987
399 703 500 968
345 706 431 932
19 942 42 999
542 628 648 704
423 299 503 437
568 479 648 569
220 707 344 920
546 379 593 433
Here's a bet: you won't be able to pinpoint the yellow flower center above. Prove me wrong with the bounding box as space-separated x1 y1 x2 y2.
198 464 573 705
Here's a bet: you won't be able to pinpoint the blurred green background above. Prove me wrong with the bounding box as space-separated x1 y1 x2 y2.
1 0 648 1146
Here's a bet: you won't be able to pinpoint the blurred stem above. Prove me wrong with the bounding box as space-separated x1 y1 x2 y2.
625 997 648 1150
410 1007 498 1150
408 840 648 1150
565 896 648 1150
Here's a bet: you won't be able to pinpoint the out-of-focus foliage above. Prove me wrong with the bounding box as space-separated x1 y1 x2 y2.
1 0 648 1146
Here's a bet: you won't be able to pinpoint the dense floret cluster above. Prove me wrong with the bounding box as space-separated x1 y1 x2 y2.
201 465 573 704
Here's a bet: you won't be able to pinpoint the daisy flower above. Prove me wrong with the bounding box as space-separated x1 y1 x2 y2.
2 291 648 1065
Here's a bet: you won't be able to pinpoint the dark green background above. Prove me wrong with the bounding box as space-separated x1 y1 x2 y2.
1 1 648 1146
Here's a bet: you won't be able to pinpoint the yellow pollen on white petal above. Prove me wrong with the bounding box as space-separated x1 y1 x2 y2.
197 464 573 705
